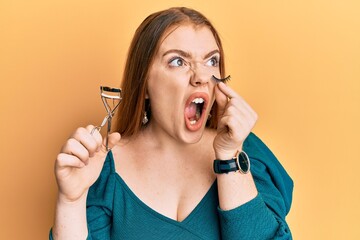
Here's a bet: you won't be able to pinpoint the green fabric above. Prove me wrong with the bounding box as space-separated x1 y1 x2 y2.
50 132 293 239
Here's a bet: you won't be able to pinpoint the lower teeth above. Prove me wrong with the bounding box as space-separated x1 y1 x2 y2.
190 120 197 125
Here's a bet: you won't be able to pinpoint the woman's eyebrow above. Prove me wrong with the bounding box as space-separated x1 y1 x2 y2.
162 49 220 60
204 50 220 59
162 49 191 58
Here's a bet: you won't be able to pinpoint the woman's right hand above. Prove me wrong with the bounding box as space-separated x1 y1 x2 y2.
55 125 121 203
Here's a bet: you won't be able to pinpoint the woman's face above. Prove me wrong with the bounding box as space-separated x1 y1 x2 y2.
146 24 220 143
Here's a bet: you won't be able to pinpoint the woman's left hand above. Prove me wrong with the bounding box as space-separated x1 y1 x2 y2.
213 82 258 159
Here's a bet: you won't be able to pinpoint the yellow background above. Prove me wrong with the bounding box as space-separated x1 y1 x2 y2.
1 0 359 239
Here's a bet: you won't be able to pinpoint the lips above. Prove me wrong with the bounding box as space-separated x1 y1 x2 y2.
184 92 209 131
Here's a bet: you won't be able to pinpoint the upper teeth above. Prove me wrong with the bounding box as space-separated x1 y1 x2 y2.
192 98 204 104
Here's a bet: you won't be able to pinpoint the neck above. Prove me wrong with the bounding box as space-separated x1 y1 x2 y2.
138 123 215 162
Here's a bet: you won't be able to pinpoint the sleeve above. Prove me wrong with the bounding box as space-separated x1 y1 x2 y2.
49 153 116 240
217 132 294 240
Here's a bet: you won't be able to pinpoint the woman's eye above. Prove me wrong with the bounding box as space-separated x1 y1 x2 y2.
169 57 185 67
206 56 219 67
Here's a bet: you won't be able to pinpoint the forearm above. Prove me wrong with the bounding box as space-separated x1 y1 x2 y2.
216 133 293 239
52 193 88 240
216 171 258 210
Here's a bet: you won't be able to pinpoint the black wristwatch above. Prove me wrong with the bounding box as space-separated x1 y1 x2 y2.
213 151 250 174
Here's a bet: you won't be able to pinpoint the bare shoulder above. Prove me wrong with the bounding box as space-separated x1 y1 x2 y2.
111 135 138 171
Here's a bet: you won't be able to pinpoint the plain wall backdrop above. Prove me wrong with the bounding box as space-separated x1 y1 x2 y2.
1 0 359 239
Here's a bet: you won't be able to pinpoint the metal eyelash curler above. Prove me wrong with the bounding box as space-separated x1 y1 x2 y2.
91 86 122 151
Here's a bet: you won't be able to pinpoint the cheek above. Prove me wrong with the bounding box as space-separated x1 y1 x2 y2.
147 81 187 119
147 63 190 108
148 72 188 97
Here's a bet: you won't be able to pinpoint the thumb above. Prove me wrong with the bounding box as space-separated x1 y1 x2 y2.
102 132 121 151
215 82 229 118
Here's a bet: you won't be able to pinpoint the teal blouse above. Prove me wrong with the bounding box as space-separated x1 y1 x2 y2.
50 133 293 239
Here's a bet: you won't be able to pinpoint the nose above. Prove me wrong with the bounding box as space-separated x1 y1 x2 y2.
189 62 210 87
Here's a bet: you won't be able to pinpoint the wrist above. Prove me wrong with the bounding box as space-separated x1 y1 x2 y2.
214 150 250 174
54 192 89 240
215 149 241 160
214 142 244 160
57 191 88 206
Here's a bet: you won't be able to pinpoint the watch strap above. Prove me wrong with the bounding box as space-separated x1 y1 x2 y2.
213 151 250 174
213 158 237 174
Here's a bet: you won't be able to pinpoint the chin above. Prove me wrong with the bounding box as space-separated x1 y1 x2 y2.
179 126 206 145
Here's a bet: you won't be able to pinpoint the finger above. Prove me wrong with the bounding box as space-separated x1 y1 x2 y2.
61 138 90 164
223 105 257 131
217 115 231 133
101 132 121 152
218 114 253 142
215 83 229 117
85 125 103 152
217 113 241 131
219 100 258 130
233 98 258 119
71 126 101 157
224 102 257 123
216 82 239 99
220 87 258 122
56 153 86 169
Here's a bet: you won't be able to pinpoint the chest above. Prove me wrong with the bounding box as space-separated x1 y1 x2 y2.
112 144 216 222
110 175 221 239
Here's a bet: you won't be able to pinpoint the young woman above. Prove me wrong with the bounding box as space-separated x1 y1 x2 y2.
51 7 293 240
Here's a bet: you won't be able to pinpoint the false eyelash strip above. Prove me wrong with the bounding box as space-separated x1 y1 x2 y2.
212 75 231 83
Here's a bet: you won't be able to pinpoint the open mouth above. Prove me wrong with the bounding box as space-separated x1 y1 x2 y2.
184 93 208 131
188 98 205 125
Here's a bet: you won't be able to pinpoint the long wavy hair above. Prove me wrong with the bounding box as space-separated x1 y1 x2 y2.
115 7 226 138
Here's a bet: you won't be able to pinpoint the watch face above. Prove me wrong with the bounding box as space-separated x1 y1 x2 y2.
237 151 250 174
